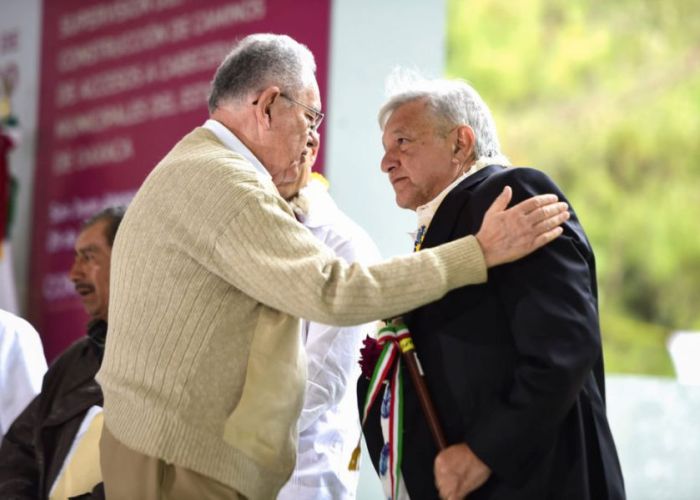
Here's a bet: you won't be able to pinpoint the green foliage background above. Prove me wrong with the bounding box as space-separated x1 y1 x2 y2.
447 0 700 375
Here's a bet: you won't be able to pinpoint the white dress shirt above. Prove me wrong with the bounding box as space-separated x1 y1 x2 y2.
202 119 270 179
0 309 47 438
278 178 382 500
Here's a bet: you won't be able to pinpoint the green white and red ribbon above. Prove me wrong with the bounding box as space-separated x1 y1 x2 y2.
351 322 412 499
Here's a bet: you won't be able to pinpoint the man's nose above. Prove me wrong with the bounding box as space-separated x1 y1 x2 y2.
381 151 396 173
68 260 82 282
307 129 320 149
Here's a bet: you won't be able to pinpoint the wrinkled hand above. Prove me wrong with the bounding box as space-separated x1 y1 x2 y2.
476 186 569 267
434 444 491 499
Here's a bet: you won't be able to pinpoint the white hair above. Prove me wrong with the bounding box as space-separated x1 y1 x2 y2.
379 68 506 161
208 33 317 113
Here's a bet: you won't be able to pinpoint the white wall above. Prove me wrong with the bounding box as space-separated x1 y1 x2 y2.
606 375 700 499
327 0 447 259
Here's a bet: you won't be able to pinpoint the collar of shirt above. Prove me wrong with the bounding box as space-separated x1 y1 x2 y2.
202 119 270 179
410 155 510 242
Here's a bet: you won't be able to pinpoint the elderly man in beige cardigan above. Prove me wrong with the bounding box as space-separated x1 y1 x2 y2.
96 33 569 500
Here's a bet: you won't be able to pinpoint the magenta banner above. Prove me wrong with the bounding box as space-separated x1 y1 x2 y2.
31 0 331 361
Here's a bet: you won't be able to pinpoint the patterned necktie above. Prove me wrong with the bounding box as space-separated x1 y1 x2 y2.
414 225 427 252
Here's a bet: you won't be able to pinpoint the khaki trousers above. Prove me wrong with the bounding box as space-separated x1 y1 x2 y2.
100 425 242 500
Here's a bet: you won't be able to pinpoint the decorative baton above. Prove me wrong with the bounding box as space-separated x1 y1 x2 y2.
394 320 447 451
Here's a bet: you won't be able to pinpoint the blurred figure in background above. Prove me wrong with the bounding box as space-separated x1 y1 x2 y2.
277 131 380 499
0 206 124 500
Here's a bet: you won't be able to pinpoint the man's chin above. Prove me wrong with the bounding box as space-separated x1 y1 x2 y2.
81 300 97 316
395 194 414 211
86 309 107 322
277 183 296 200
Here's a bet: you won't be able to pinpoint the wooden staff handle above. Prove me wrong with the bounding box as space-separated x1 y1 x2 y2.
398 336 447 451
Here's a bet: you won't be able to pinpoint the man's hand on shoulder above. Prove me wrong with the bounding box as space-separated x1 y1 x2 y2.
434 443 491 499
476 186 569 267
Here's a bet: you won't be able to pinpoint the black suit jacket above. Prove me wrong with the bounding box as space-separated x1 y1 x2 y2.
358 166 625 499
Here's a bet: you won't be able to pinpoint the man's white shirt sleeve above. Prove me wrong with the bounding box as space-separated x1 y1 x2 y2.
0 309 47 438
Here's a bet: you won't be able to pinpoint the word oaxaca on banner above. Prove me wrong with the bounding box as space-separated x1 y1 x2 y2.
31 0 331 360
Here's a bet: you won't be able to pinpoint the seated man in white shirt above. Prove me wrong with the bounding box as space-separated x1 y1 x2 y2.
276 132 380 499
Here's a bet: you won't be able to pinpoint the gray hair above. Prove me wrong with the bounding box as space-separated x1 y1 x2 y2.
82 206 126 247
378 69 503 159
208 33 317 113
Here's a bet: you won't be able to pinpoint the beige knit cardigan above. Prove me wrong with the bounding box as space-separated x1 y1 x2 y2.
97 127 487 499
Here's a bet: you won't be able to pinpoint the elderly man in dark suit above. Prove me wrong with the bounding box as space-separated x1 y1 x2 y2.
357 74 625 500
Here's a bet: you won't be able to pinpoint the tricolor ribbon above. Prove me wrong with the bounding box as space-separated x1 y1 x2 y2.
350 322 414 499
349 223 446 499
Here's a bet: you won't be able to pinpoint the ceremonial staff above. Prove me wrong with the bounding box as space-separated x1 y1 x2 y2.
392 318 447 451
351 319 448 500
351 227 448 499
400 223 447 450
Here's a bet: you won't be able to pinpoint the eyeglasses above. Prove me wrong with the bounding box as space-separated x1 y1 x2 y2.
280 93 325 131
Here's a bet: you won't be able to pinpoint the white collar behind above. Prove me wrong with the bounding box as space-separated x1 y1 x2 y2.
411 155 510 243
202 119 270 179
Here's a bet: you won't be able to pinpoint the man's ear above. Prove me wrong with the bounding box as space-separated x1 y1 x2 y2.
453 125 476 164
254 86 281 129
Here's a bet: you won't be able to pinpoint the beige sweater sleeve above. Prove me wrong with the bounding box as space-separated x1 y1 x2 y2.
211 186 486 326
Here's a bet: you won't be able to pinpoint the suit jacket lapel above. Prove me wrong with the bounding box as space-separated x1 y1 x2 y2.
421 165 504 250
403 165 503 326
